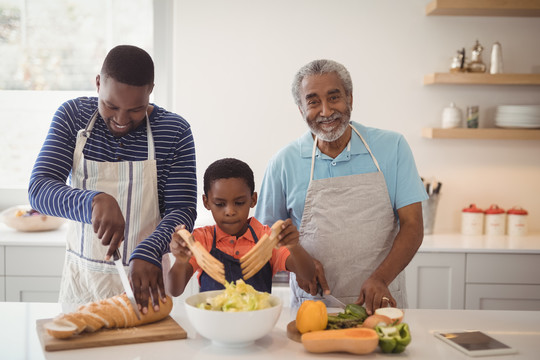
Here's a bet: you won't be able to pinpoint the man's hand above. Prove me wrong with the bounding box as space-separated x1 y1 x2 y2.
357 276 397 315
129 258 166 314
91 193 125 260
296 258 329 296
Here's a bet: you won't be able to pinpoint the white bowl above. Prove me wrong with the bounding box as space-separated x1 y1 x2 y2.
0 205 65 232
184 290 282 347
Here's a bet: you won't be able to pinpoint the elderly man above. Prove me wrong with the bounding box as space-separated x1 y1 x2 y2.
255 59 427 314
29 45 197 313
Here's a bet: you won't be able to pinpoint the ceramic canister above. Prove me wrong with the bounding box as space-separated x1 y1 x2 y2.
507 206 528 236
462 204 484 236
485 204 505 236
442 102 463 129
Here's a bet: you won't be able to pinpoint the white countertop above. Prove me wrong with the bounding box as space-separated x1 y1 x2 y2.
2 300 539 360
2 222 539 254
420 233 540 254
0 223 68 246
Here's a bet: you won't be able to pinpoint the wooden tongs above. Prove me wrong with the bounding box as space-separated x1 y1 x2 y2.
177 228 226 285
240 220 284 280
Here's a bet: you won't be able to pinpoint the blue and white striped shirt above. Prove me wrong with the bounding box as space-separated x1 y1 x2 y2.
29 97 197 268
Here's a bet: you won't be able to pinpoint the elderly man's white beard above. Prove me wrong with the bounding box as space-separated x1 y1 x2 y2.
306 110 351 142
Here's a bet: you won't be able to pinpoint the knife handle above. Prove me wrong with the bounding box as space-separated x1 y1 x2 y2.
113 249 121 261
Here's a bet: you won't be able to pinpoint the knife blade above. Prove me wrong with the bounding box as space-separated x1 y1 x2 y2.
113 249 141 320
317 284 346 309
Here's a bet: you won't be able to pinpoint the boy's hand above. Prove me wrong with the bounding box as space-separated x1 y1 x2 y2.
276 218 299 248
170 225 192 263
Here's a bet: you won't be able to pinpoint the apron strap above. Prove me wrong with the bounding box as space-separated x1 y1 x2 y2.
309 123 381 182
73 111 155 169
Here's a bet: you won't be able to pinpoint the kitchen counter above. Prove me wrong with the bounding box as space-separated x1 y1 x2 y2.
2 301 539 360
0 223 67 246
2 222 539 253
420 233 540 254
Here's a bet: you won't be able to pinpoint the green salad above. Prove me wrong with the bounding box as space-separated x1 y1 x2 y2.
198 280 272 312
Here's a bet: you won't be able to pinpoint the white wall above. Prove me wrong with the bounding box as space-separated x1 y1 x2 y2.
172 0 540 232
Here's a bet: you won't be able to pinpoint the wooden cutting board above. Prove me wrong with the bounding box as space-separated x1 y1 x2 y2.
286 320 302 343
37 316 187 352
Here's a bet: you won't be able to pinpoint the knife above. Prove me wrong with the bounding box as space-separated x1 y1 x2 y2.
113 249 141 320
317 284 347 309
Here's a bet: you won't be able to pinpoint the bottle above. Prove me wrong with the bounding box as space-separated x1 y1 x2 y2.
467 40 487 73
466 106 479 128
490 42 503 74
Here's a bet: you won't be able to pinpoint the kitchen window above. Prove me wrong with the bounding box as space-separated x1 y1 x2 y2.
0 0 172 196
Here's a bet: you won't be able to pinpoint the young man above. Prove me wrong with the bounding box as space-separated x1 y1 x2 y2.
255 59 428 312
29 45 197 313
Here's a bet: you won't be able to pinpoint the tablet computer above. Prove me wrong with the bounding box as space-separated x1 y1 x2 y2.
433 330 517 357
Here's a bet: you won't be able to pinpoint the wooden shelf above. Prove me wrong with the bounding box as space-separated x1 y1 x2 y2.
426 0 540 17
424 73 540 85
422 128 540 140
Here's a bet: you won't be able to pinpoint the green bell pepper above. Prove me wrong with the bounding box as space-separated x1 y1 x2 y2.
375 322 411 353
344 304 368 321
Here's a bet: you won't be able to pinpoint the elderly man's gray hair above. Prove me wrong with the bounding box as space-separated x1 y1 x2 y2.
291 59 353 107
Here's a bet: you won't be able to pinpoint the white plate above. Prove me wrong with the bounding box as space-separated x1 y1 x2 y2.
0 205 65 232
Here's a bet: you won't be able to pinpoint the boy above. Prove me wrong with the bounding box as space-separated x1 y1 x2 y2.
167 158 315 295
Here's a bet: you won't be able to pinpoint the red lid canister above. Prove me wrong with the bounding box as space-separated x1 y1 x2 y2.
507 206 528 215
485 204 505 215
462 204 484 213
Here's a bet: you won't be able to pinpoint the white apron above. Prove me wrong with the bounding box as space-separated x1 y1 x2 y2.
59 110 169 304
289 124 407 308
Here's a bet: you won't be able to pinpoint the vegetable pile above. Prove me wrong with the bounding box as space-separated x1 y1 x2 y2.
296 299 412 354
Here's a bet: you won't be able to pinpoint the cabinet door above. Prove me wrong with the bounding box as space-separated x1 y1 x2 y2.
0 246 4 301
405 252 465 309
5 246 64 276
5 276 61 302
0 277 5 301
0 246 4 276
466 284 540 311
466 253 540 284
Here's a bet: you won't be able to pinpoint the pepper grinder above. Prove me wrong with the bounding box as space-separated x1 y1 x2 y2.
490 42 503 74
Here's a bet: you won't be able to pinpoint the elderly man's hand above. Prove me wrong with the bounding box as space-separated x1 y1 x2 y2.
296 258 329 296
129 259 167 314
357 276 396 315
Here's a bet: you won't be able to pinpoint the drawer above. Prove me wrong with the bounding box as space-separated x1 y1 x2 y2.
466 253 540 285
6 246 65 276
466 284 540 311
5 276 61 302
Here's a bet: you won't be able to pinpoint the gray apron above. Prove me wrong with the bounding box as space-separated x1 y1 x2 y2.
59 110 168 304
289 124 407 308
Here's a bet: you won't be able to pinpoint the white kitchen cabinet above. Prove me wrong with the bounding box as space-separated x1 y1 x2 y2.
0 246 4 301
4 245 65 303
465 284 540 311
465 253 540 310
405 252 465 309
5 246 65 277
5 276 61 302
406 248 540 311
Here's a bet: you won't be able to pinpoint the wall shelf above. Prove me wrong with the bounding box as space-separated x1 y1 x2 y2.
426 0 540 17
424 73 540 85
422 128 540 140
